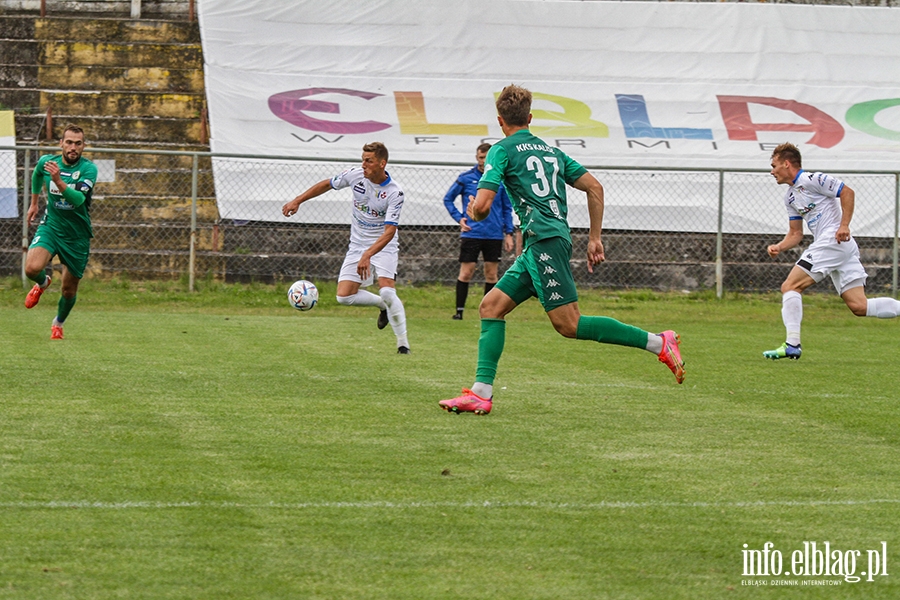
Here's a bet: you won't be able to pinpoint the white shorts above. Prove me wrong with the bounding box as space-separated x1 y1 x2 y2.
795 238 868 294
338 247 399 287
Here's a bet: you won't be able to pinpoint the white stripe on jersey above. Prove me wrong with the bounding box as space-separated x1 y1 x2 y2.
330 167 405 250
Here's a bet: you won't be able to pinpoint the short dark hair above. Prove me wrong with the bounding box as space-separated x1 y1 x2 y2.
362 141 388 163
62 123 85 138
476 142 492 154
772 142 802 168
495 85 532 127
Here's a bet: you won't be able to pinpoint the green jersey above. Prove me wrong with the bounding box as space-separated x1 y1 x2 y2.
477 129 587 249
31 153 97 240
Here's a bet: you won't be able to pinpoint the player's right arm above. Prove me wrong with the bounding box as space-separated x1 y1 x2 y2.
282 179 332 217
28 156 48 224
767 218 804 257
442 178 464 222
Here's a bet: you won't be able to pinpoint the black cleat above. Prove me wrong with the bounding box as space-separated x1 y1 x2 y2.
397 346 410 354
377 309 389 329
452 313 463 320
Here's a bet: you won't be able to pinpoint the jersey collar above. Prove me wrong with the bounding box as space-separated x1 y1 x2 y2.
792 169 805 185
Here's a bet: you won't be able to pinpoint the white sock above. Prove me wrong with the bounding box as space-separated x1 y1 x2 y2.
336 290 386 308
645 333 663 355
866 297 900 319
379 287 408 348
471 382 492 399
782 291 803 346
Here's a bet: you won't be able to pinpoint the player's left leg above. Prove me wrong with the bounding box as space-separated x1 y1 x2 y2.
51 266 81 340
439 286 519 415
764 264 818 360
48 239 89 338
369 247 407 350
377 278 409 353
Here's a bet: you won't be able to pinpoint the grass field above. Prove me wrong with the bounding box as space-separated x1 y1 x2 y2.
1 277 898 599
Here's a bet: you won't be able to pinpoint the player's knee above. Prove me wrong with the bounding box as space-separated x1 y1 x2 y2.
336 294 356 306
848 302 868 317
780 281 799 294
552 320 578 339
379 287 398 304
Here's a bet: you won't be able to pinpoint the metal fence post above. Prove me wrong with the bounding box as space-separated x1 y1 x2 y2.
893 172 899 299
21 149 29 289
715 170 724 298
189 153 198 292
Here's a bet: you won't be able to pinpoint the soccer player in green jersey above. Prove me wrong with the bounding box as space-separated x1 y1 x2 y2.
24 124 98 339
439 85 685 415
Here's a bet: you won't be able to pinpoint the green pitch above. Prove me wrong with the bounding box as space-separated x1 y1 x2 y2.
1 279 898 599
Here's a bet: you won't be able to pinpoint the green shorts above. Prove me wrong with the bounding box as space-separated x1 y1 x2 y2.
29 224 91 279
495 236 578 311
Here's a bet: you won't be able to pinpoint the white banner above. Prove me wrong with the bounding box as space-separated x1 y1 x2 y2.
0 111 17 218
198 0 900 227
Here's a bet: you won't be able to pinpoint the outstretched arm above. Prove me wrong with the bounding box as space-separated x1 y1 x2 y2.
282 179 332 217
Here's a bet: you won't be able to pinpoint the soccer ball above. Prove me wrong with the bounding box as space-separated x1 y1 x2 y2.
287 279 318 311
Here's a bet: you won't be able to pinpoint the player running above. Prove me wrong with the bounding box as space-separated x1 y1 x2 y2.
24 124 98 339
439 85 685 416
282 142 410 354
763 142 900 360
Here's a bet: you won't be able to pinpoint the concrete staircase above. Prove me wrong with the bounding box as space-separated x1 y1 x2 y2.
1 14 205 148
1 11 215 278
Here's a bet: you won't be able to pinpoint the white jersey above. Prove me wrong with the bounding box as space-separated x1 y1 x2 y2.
330 167 405 251
782 170 846 244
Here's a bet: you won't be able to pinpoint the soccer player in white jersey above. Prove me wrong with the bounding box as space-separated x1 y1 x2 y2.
282 142 410 354
763 142 900 360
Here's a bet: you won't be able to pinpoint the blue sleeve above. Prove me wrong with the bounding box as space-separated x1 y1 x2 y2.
498 185 513 234
443 178 465 222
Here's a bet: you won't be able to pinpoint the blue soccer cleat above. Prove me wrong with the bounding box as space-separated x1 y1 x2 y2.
763 342 802 360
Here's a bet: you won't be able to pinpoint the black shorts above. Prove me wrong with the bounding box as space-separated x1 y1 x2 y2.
459 238 503 263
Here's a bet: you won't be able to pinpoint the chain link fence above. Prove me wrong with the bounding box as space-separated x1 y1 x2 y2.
2 145 898 296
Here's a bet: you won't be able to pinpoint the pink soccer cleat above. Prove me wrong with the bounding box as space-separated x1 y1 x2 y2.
657 330 685 384
50 323 64 340
439 389 492 415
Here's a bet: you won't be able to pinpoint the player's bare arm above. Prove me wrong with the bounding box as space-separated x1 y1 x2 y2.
358 224 398 279
282 179 331 217
836 185 855 243
767 219 804 257
574 172 605 272
467 189 495 222
27 193 41 224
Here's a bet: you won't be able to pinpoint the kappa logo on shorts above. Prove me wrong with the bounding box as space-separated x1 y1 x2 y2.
546 279 560 288
548 292 563 301
543 266 556 274
539 253 552 261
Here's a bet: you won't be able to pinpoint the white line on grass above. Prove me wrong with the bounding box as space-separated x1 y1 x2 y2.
1 499 899 510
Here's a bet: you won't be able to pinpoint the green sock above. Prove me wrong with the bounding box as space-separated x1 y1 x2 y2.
475 318 506 385
29 269 48 286
57 294 77 324
575 315 648 349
